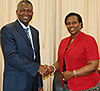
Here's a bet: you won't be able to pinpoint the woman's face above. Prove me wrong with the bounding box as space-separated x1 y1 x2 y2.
66 15 81 37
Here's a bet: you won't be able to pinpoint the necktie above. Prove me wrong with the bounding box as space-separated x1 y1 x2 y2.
24 28 30 40
24 28 36 59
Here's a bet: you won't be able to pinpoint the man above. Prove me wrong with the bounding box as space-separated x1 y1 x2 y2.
1 0 47 91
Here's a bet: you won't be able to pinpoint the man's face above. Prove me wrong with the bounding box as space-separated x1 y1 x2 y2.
16 2 33 26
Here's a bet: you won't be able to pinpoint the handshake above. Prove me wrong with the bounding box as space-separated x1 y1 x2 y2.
38 65 55 77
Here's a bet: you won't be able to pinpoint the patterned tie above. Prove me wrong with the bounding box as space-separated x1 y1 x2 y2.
24 28 36 59
24 28 30 40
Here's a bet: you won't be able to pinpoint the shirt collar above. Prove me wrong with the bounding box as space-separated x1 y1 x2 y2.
18 19 30 29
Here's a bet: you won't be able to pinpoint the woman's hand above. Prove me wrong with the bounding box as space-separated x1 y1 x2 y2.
62 71 74 81
62 60 99 81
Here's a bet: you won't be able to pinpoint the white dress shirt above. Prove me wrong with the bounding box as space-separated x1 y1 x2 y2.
18 19 36 59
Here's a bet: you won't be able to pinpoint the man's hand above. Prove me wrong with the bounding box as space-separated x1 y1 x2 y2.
38 65 48 77
38 87 43 91
38 65 56 77
42 65 55 77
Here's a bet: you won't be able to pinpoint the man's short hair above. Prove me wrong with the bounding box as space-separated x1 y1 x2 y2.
17 0 33 10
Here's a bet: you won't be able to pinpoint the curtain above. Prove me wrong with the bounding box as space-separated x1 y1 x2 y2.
0 0 100 91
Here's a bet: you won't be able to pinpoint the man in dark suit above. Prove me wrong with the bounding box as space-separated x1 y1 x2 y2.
1 0 47 91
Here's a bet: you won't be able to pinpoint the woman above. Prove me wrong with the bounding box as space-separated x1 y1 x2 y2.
46 12 100 91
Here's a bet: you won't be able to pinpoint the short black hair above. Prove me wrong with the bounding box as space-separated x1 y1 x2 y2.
64 12 83 29
17 0 33 10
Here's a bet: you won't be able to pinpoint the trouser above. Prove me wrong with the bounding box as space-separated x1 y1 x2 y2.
63 84 69 91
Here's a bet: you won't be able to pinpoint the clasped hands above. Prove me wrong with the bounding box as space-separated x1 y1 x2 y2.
38 65 54 77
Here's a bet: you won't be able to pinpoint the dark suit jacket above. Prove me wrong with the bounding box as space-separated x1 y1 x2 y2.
1 20 43 91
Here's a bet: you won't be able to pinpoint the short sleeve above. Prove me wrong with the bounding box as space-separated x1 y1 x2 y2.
85 36 99 61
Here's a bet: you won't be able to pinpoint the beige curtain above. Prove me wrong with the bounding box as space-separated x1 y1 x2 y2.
0 0 100 91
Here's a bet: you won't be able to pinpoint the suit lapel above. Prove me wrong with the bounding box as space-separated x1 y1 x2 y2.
66 32 82 53
30 26 36 50
63 37 71 53
66 40 77 53
14 20 32 47
59 37 71 60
